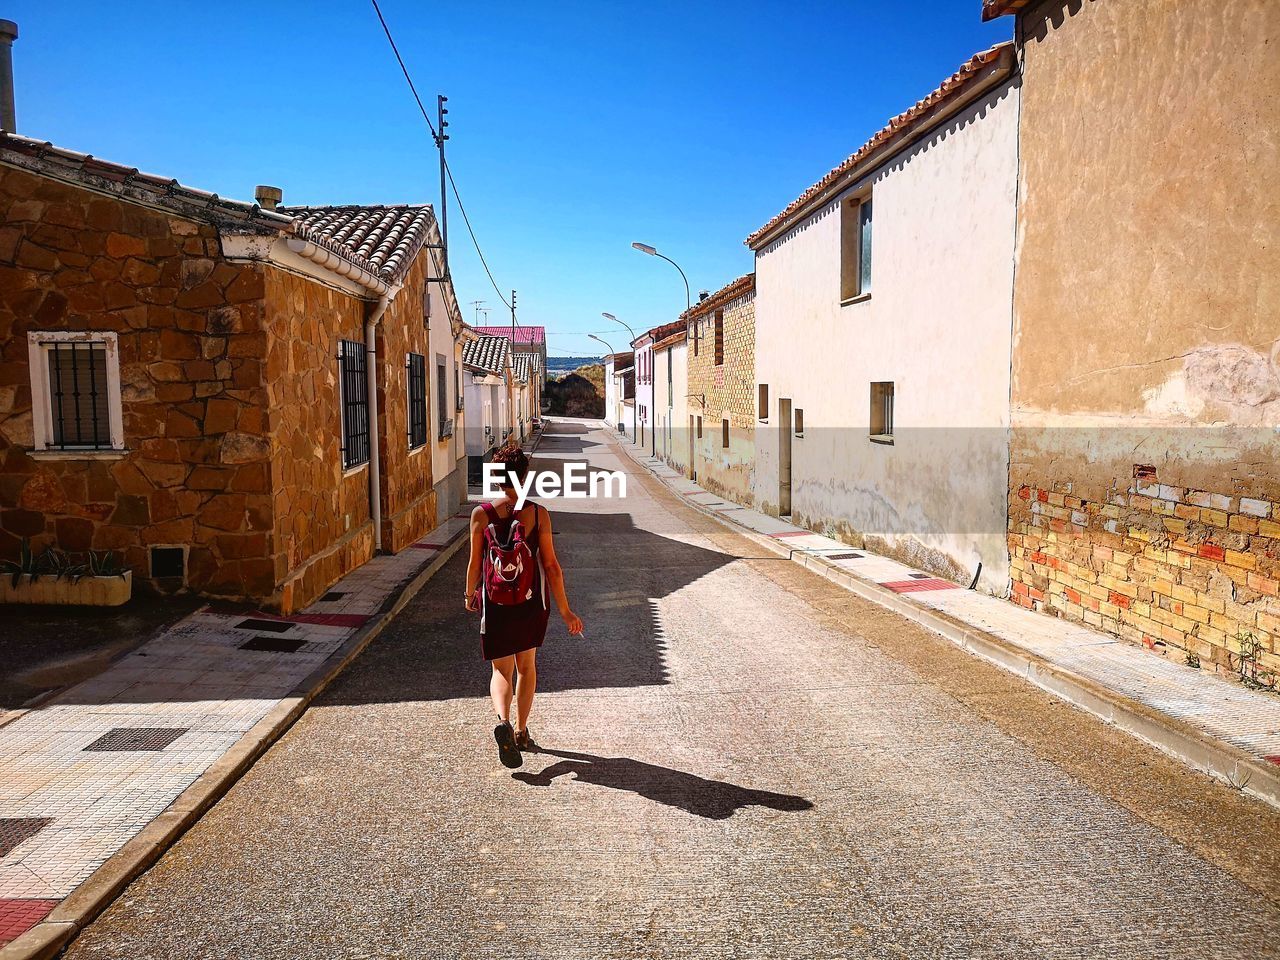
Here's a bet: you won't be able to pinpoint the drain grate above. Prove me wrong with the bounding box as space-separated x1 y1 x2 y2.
83 727 188 752
240 636 308 653
909 573 931 579
0 818 53 858
235 618 293 633
828 553 863 560
319 591 346 601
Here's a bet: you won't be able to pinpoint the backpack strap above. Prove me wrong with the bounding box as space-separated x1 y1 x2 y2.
479 502 499 524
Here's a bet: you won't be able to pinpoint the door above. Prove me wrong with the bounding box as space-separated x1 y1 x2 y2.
778 398 792 517
687 415 695 480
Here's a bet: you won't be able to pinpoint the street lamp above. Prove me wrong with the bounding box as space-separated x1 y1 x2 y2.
587 333 615 355
601 311 636 343
631 242 691 315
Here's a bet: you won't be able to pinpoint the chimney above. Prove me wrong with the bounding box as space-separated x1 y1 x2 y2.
255 185 282 211
0 20 17 133
698 290 710 303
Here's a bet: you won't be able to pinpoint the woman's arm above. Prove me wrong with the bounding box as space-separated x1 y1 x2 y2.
463 505 486 612
537 507 584 635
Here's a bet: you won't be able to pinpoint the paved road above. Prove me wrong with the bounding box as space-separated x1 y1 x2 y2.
69 420 1280 959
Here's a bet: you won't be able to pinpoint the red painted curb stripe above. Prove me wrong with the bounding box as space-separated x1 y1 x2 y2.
881 579 960 593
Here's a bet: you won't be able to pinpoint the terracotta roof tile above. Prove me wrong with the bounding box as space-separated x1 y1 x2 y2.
681 273 755 322
982 0 1030 21
279 205 435 283
462 335 510 376
513 354 534 383
745 43 1015 249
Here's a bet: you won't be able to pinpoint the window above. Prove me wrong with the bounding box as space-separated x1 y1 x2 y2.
696 416 702 439
795 408 804 437
758 383 769 422
721 418 730 449
666 349 673 407
339 339 370 468
407 353 427 449
714 310 724 366
841 194 873 302
870 381 894 443
28 332 124 452
437 355 451 439
691 320 698 357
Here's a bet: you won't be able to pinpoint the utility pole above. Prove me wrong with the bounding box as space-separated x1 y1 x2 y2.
435 94 450 281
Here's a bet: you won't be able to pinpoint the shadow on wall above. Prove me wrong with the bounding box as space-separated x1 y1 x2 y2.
321 507 737 706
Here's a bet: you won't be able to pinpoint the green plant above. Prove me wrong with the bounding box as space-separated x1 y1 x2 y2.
1184 650 1201 669
1231 631 1276 692
86 550 126 580
37 547 87 583
0 538 40 587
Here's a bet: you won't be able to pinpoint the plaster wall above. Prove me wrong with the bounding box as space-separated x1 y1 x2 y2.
753 81 1020 591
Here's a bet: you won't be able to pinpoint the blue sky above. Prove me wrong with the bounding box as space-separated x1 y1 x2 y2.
9 1 1009 357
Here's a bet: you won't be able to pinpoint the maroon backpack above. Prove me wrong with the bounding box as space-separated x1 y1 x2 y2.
480 503 539 606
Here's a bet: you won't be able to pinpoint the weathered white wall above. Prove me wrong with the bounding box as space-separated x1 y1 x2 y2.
635 341 654 454
653 341 689 472
753 80 1019 591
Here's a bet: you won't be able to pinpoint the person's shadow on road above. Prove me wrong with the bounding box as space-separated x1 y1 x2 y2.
512 749 814 820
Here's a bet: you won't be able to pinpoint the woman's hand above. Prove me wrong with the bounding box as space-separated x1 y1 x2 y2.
563 609 584 636
464 589 478 613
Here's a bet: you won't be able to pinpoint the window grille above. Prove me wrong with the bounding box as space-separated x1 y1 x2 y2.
339 340 370 468
407 353 427 449
47 341 111 449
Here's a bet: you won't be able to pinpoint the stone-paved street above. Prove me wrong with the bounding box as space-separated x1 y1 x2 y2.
66 421 1280 959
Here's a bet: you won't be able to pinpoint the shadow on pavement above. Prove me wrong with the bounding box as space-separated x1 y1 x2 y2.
513 748 814 820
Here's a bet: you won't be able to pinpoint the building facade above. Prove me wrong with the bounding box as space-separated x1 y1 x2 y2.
462 333 513 482
989 0 1280 673
0 133 469 611
685 275 756 506
474 324 545 417
652 330 688 474
747 45 1018 592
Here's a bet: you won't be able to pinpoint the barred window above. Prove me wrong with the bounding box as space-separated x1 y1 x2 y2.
437 355 451 439
29 332 123 452
339 340 370 468
407 353 427 449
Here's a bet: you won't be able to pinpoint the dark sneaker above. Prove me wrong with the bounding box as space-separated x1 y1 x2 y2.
494 721 522 769
514 728 539 752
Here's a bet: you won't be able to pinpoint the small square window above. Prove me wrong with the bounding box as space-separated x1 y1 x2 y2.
870 381 894 443
28 332 124 452
758 384 769 422
794 408 804 437
150 546 185 580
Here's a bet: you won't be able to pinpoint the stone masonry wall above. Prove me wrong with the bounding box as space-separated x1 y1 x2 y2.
1009 460 1280 687
687 291 755 505
262 268 372 613
0 166 274 598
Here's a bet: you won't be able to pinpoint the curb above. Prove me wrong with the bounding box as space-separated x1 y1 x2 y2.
616 441 1280 812
0 525 471 960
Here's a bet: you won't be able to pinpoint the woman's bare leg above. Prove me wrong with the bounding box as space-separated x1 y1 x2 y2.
490 656 516 722
514 648 537 733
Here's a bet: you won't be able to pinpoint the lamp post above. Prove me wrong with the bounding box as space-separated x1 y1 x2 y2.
631 242 691 316
601 312 635 344
587 333 615 355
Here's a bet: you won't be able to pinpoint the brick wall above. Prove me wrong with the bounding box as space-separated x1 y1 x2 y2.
687 288 755 505
1009 466 1280 686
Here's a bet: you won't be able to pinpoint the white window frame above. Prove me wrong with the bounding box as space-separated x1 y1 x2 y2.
27 331 125 454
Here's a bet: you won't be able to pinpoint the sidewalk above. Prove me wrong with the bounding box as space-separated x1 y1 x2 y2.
0 511 474 956
616 437 1280 810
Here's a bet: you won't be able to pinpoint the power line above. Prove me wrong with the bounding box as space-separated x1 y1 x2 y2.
370 0 438 141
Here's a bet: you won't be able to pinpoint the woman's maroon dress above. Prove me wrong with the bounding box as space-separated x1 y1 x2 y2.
479 501 551 661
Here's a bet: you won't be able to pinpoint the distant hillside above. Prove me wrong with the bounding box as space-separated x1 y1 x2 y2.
547 355 602 375
544 363 604 417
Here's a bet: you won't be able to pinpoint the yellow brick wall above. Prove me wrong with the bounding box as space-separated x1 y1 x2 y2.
687 292 755 505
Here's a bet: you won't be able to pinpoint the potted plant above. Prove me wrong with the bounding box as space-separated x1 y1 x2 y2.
0 540 132 607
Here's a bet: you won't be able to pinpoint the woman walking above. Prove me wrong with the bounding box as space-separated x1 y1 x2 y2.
465 445 584 769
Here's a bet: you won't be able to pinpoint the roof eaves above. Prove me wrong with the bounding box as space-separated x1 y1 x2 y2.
981 0 1030 21
681 273 756 322
745 43 1016 250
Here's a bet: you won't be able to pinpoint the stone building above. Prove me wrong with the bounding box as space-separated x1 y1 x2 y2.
684 274 755 507
745 45 1018 592
0 132 469 611
988 0 1280 675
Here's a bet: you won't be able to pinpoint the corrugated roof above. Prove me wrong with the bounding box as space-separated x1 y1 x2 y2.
473 325 546 345
745 43 1015 249
682 274 755 322
462 335 510 376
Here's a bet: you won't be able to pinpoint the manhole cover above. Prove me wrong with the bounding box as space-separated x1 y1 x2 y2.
828 553 863 560
319 592 345 601
0 818 52 857
83 727 188 752
240 636 308 653
235 618 293 633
